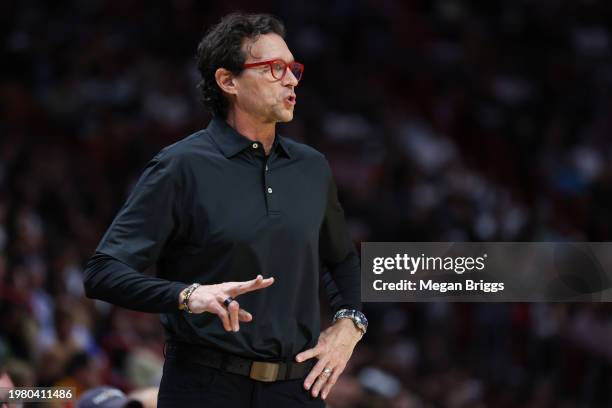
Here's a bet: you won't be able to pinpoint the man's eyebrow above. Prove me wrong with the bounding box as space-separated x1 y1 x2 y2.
245 57 296 65
265 57 296 62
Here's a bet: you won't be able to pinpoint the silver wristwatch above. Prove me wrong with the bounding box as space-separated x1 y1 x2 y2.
332 309 368 337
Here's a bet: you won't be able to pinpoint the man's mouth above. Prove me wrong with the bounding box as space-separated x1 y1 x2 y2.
284 94 297 106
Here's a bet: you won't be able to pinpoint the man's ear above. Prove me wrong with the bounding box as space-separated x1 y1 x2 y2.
215 68 238 96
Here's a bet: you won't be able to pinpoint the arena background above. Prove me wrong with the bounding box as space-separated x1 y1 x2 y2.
2 1 612 407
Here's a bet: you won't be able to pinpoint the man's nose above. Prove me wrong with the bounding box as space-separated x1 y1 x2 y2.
283 67 299 86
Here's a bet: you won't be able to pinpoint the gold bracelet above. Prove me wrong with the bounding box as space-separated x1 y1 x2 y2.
180 283 201 313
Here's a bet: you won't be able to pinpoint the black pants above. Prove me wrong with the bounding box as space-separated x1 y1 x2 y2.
157 354 326 407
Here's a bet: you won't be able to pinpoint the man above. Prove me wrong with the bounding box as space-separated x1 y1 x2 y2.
84 12 367 407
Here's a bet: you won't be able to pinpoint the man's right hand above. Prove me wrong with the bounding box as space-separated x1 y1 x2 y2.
182 275 274 332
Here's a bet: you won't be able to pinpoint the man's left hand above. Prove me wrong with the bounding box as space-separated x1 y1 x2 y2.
295 319 362 400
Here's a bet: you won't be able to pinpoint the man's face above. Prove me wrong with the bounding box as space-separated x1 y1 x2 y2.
233 33 299 124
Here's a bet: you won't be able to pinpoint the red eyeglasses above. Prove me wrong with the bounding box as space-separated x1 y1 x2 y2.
243 59 304 82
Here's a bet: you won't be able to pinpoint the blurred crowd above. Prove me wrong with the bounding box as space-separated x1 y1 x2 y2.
2 0 612 407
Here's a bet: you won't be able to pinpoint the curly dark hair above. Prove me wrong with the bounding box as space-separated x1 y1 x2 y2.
196 13 286 118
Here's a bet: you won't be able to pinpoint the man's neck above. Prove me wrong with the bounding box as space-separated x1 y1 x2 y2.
226 109 276 155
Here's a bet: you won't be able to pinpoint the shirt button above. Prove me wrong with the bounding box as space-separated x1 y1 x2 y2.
252 143 258 149
267 187 273 194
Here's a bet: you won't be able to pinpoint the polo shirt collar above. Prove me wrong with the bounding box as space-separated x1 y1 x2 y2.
207 117 292 159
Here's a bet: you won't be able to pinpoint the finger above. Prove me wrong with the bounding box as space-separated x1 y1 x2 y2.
304 358 328 391
296 345 322 363
232 275 275 296
228 300 240 331
212 303 232 332
238 309 252 322
321 365 343 400
228 275 275 297
311 370 329 398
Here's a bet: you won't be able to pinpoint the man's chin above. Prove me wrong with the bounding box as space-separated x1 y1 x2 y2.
276 111 294 123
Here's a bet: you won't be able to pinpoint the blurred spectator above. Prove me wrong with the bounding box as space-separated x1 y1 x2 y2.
76 386 143 408
55 352 103 397
126 388 158 408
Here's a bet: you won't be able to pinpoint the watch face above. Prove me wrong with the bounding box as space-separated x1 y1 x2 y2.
334 309 368 332
355 311 368 326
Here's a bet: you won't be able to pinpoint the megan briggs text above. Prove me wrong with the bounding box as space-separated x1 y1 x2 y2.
373 279 505 293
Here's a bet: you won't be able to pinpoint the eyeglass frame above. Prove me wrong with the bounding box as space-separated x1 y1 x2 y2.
242 59 304 82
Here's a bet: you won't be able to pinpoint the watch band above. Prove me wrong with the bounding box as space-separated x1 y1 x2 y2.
179 283 201 313
333 308 368 337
